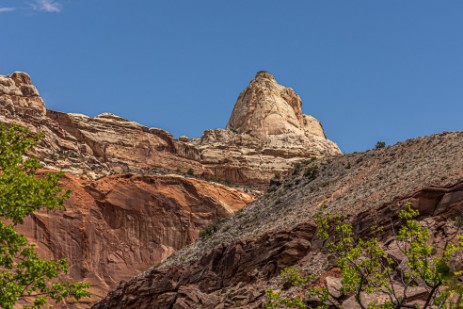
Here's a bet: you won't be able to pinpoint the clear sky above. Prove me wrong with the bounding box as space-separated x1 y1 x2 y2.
1 1 462 153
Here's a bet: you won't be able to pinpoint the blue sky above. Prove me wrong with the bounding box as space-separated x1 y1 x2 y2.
1 1 462 153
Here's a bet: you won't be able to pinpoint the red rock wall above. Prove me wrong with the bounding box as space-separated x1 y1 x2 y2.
16 173 254 306
93 182 463 309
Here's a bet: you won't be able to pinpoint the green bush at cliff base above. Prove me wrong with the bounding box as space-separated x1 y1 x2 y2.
0 124 90 309
265 203 463 308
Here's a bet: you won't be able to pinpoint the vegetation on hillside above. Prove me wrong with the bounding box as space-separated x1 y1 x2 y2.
265 203 463 308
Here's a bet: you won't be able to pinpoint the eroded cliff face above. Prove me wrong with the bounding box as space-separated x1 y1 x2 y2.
227 71 324 138
93 132 463 308
0 71 341 191
94 183 463 309
0 70 340 306
196 71 340 189
0 72 45 116
16 173 254 306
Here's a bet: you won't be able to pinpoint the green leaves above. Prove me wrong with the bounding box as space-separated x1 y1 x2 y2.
264 268 332 309
0 124 90 308
0 156 70 225
281 267 315 287
265 203 463 308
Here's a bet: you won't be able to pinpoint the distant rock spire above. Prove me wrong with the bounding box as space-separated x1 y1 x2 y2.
226 71 326 139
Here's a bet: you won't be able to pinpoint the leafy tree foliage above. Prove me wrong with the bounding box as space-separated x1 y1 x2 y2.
265 203 463 308
0 124 90 308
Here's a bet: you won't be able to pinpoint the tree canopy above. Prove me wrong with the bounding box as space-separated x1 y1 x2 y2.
0 124 90 308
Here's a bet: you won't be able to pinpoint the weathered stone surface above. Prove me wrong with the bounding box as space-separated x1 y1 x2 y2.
94 131 463 308
16 173 254 306
94 181 463 308
0 71 341 191
325 276 342 298
201 71 340 188
227 71 322 138
93 222 316 308
0 72 45 116
0 70 340 306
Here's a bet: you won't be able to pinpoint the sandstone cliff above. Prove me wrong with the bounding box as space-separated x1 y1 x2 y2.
93 131 463 308
16 173 254 306
195 71 340 190
227 71 325 139
0 71 341 191
0 70 341 306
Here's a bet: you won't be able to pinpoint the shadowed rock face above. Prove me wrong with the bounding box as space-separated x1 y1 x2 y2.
16 173 254 306
0 71 341 191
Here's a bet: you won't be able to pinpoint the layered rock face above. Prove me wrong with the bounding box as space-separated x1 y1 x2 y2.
96 182 463 309
227 71 325 138
0 70 340 306
0 71 341 191
197 71 341 189
0 72 45 116
94 132 463 308
16 173 254 306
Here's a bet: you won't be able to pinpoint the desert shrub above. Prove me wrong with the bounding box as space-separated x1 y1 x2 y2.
293 162 302 174
304 165 319 181
375 141 386 149
69 151 79 158
281 267 315 287
199 219 224 239
187 168 194 176
50 152 59 161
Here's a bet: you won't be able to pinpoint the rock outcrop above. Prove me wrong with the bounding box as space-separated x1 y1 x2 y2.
0 72 45 116
196 71 340 189
94 131 463 308
16 173 254 306
227 71 324 138
0 71 341 191
0 70 341 306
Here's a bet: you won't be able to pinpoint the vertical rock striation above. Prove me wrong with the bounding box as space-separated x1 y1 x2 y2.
16 173 255 306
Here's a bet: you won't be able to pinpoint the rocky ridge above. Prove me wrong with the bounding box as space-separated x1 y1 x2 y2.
0 71 341 191
0 70 340 306
94 131 463 308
